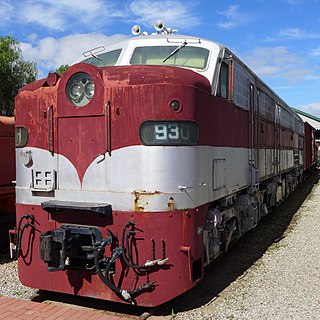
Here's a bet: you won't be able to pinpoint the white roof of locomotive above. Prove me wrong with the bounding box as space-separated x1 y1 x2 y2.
79 33 226 61
76 32 225 95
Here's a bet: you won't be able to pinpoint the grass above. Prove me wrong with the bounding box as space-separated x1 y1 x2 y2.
266 241 288 253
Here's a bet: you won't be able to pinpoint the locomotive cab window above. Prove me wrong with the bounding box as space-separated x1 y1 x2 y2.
217 62 229 99
82 49 122 66
130 46 209 70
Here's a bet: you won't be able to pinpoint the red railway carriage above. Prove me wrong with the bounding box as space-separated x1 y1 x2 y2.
303 121 317 172
11 21 310 306
0 116 15 247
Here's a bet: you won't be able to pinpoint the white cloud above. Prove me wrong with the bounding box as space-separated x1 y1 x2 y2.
266 28 320 42
297 102 320 117
244 46 311 84
0 0 14 25
217 5 256 30
129 0 200 30
3 0 200 34
21 33 128 78
21 3 65 31
282 0 302 4
14 0 201 78
27 33 39 43
10 0 125 31
311 47 320 56
279 28 320 40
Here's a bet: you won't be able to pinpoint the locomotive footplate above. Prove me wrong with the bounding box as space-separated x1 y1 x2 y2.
40 225 106 272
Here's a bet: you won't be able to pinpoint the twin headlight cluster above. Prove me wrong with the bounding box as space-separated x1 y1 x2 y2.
66 72 95 107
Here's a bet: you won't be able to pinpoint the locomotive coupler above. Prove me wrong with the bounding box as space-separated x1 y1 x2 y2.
40 225 103 272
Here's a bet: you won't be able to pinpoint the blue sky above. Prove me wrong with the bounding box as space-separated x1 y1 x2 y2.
1 0 320 116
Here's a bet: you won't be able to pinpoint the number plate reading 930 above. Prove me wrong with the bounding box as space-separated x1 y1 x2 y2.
140 121 199 145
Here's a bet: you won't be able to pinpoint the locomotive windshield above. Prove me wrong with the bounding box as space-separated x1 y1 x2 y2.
130 46 209 70
82 49 122 66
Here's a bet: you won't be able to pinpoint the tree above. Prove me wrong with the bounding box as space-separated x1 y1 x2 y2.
56 64 69 75
0 36 37 116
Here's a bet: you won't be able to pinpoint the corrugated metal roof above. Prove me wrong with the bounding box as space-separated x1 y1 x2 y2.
291 108 320 130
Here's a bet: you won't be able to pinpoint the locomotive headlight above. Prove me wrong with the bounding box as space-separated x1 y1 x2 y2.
70 83 83 99
66 72 95 107
84 81 95 99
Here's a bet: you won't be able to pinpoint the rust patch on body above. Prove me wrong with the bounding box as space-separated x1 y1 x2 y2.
132 190 162 212
167 197 175 211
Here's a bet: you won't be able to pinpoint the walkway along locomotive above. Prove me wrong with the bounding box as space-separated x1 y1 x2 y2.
0 116 15 248
11 21 316 306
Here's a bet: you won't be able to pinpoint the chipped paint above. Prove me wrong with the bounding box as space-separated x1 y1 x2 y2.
133 190 162 211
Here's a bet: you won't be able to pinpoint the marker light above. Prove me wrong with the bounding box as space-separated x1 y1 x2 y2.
170 100 181 112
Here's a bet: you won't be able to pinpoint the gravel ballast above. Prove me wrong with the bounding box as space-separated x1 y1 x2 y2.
0 253 37 300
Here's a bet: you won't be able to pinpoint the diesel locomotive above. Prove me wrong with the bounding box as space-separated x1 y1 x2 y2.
11 21 316 306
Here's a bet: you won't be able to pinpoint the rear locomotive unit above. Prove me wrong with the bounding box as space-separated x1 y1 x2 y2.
0 116 15 248
12 21 308 306
303 121 317 172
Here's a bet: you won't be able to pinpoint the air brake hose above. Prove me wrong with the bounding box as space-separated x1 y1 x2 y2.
93 229 128 297
121 222 148 269
15 214 35 259
93 240 153 302
93 244 123 294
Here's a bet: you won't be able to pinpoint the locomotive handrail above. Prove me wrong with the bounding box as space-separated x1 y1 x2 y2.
105 101 111 156
47 105 54 154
